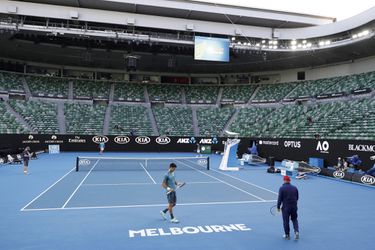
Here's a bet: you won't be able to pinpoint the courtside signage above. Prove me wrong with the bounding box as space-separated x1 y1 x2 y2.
360 175 375 185
333 170 345 179
129 224 251 238
92 136 109 144
156 136 171 145
316 141 329 154
135 136 151 144
114 136 130 144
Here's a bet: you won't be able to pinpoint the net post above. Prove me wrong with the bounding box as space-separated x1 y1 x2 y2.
207 157 210 170
76 157 79 172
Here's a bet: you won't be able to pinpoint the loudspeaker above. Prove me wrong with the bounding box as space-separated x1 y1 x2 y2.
297 71 305 80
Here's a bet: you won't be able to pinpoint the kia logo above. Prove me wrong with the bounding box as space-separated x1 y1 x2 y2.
79 159 90 165
92 136 109 144
198 159 207 165
333 170 345 179
114 136 130 144
156 136 171 145
135 136 151 144
360 175 375 185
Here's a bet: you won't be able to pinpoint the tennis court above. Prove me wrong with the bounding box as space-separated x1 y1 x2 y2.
1 152 374 250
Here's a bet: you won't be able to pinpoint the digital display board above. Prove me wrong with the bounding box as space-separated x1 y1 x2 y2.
194 36 230 62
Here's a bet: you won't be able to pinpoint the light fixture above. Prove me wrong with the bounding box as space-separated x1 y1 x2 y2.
352 34 358 39
231 37 236 41
302 40 307 44
261 40 266 44
325 40 331 45
291 40 297 45
291 45 297 50
319 41 325 46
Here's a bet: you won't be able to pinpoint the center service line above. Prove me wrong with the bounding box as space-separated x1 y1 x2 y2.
61 159 100 209
140 162 157 184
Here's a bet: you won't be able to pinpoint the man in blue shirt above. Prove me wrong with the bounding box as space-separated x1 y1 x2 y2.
277 175 299 240
99 142 105 154
161 163 179 223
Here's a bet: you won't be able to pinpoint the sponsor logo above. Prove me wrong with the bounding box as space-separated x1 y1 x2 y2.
258 140 279 146
79 159 90 165
348 144 375 153
198 159 207 165
360 175 375 185
316 141 329 154
22 134 40 144
114 136 131 144
45 135 63 144
135 136 151 145
92 136 109 144
333 170 345 179
177 137 196 144
156 136 171 145
199 138 219 145
68 136 87 143
284 141 301 148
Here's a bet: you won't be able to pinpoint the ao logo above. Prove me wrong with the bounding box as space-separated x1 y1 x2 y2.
316 141 329 153
135 136 151 144
156 137 171 145
361 175 375 185
92 136 109 144
333 170 345 179
114 136 130 144
79 159 90 165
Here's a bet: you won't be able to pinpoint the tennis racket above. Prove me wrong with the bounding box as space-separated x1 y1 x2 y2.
298 162 321 174
270 205 281 216
166 182 186 194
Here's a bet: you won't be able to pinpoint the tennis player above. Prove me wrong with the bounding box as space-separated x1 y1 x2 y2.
23 146 31 175
277 175 299 240
161 163 179 223
99 142 105 154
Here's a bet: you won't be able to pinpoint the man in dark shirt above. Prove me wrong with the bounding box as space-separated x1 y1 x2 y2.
23 146 31 175
277 175 299 240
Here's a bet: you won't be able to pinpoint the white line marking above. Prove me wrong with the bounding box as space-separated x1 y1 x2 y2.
140 162 156 184
61 159 100 208
176 160 266 201
20 167 76 211
82 181 221 186
210 169 278 195
21 200 277 212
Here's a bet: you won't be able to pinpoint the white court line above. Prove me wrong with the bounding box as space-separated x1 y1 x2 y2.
82 181 221 186
210 169 278 195
139 162 156 184
176 160 266 201
21 199 277 212
20 167 76 211
61 159 100 208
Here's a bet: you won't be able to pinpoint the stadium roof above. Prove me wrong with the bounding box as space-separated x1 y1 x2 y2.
18 0 335 28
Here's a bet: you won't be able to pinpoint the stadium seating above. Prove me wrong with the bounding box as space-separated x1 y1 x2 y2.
113 82 145 102
221 85 257 103
109 104 154 135
147 84 182 103
0 101 28 134
0 72 25 93
228 106 274 137
196 107 235 136
73 80 110 99
8 99 59 134
153 106 194 136
25 75 69 98
64 103 106 134
324 71 375 94
185 86 219 104
287 78 339 98
253 82 297 102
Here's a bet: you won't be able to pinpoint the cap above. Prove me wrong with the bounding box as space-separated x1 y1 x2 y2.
283 175 291 182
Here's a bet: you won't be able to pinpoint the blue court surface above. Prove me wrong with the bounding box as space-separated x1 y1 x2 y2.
0 152 374 250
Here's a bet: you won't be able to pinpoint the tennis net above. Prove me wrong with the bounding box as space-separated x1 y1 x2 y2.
75 156 210 172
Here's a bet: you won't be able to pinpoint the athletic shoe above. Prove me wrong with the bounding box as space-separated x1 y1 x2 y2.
295 232 299 240
283 234 290 240
160 211 167 220
170 218 179 223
